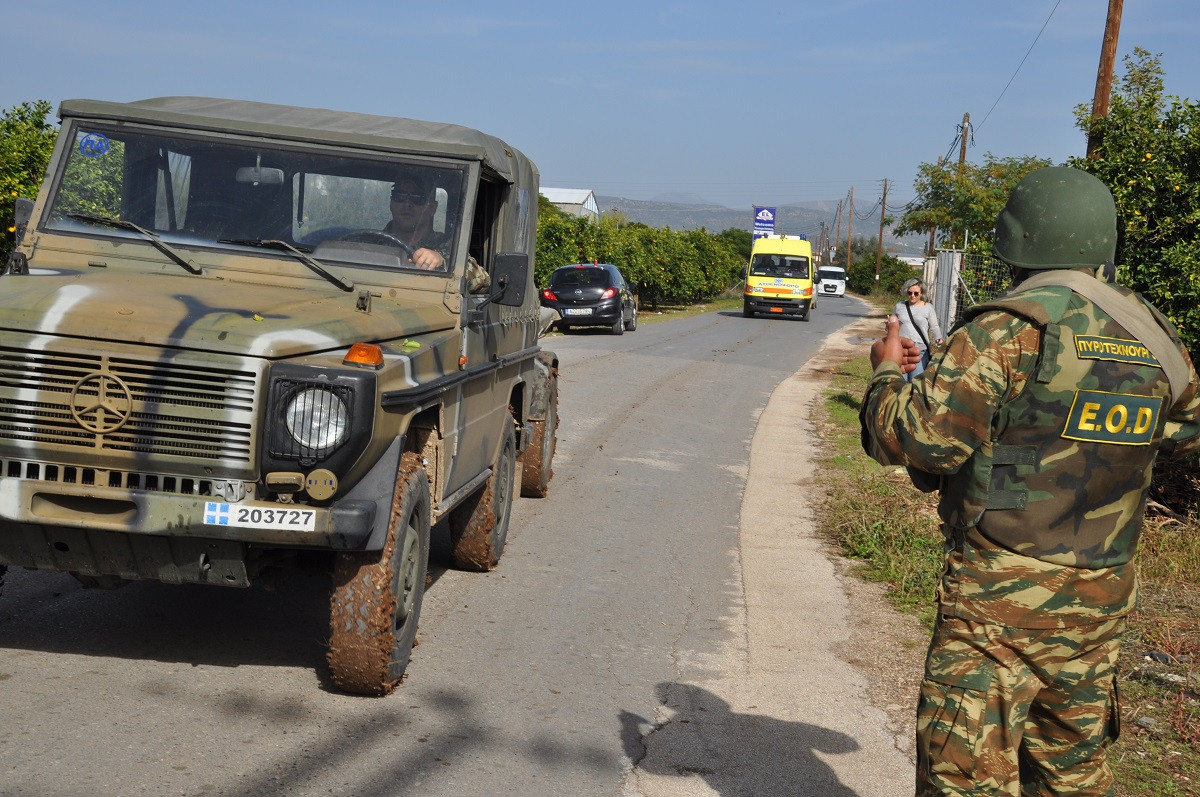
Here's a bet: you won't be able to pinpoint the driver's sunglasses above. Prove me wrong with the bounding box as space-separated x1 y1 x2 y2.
390 190 427 205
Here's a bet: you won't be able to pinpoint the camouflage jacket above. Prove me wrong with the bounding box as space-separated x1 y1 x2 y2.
860 273 1200 626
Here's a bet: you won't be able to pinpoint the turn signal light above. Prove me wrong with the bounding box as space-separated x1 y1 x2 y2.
343 342 384 369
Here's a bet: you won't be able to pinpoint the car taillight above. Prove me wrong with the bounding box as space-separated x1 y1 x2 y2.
600 287 617 299
541 288 557 301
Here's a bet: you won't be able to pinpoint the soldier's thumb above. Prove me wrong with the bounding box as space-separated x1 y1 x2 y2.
884 314 900 341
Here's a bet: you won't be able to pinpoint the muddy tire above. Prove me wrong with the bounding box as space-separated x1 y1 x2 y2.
449 421 516 571
742 300 754 318
520 374 558 498
327 453 430 695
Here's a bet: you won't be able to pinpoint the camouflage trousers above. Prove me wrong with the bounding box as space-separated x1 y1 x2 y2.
915 614 1124 796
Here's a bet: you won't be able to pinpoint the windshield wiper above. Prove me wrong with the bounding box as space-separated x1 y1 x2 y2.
66 212 203 275
220 238 354 292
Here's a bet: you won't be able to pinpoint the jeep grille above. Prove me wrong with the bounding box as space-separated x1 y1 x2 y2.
0 347 257 463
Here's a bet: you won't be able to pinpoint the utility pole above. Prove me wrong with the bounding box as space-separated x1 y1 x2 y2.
957 114 970 249
846 186 855 274
875 178 888 282
833 200 843 265
958 112 970 166
928 156 942 256
1086 0 1124 159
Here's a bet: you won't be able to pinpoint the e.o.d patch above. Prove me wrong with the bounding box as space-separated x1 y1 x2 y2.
1063 389 1163 445
1075 335 1160 368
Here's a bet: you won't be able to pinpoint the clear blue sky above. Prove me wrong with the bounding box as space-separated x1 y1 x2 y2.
5 1 1198 215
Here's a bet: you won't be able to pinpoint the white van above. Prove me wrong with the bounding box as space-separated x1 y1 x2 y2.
817 265 847 297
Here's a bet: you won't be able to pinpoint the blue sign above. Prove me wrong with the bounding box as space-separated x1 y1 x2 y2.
79 132 110 158
753 206 775 239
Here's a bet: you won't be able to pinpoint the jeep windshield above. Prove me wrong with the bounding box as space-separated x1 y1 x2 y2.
44 122 467 275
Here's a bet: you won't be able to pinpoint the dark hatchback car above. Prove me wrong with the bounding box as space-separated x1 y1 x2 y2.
540 263 637 335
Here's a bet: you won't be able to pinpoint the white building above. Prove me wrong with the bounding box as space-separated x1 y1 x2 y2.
541 187 599 222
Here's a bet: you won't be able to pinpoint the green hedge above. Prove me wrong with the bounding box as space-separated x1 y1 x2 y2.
535 208 745 305
847 252 919 298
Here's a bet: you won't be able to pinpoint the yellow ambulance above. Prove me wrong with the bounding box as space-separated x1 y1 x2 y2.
742 234 816 320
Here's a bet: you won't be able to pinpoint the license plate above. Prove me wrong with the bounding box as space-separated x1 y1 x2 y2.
769 307 783 313
564 308 593 316
204 502 316 531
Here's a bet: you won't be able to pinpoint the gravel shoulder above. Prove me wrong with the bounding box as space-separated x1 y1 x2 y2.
808 314 930 765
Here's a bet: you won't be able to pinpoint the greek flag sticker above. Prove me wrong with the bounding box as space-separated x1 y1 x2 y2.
205 502 231 525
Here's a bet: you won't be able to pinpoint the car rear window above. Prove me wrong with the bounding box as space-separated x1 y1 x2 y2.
550 267 610 287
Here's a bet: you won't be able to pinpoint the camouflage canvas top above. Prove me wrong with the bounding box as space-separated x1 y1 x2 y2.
860 275 1200 625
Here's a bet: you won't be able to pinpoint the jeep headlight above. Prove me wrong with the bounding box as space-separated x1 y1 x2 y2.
264 366 375 473
285 388 349 451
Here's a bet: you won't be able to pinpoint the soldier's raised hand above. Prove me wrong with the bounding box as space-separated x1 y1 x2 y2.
870 314 923 373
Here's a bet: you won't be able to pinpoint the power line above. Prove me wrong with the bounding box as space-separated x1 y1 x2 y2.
976 0 1064 135
853 198 883 220
942 130 963 165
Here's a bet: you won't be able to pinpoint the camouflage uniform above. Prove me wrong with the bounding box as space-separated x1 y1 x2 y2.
860 273 1200 796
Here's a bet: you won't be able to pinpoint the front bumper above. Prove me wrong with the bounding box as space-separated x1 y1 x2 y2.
0 479 378 585
745 297 812 315
548 301 622 325
0 479 376 548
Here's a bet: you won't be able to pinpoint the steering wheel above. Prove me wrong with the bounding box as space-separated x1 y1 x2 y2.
335 229 415 259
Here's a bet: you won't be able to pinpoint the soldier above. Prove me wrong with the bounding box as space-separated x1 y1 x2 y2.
385 168 490 294
859 166 1200 796
385 170 450 270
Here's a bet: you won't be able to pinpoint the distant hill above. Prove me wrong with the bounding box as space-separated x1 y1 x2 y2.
595 195 925 255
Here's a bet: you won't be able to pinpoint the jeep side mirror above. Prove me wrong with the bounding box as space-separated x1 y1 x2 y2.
465 253 530 324
13 197 34 244
491 253 529 308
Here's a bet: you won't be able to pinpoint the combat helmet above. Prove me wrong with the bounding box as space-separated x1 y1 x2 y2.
993 166 1116 270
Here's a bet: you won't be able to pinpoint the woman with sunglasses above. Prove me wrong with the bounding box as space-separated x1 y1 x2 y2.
894 277 943 381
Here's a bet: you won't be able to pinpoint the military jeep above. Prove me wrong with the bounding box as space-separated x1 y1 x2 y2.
0 97 559 695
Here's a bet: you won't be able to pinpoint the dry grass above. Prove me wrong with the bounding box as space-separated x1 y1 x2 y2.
815 355 1200 796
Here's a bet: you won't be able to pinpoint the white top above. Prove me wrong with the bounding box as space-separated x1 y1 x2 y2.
894 300 943 351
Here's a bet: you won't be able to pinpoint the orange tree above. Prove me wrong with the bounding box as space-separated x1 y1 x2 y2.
1071 47 1200 359
895 154 1050 254
1 100 57 262
534 204 743 308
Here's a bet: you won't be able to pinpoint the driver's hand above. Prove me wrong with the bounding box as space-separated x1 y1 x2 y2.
412 247 444 270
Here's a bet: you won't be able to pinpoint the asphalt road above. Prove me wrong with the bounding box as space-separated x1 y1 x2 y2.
0 297 912 796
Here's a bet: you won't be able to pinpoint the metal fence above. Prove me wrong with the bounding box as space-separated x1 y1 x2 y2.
924 250 1011 333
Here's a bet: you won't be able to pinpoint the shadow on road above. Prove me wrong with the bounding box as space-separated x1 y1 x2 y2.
0 517 460 684
621 682 863 796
